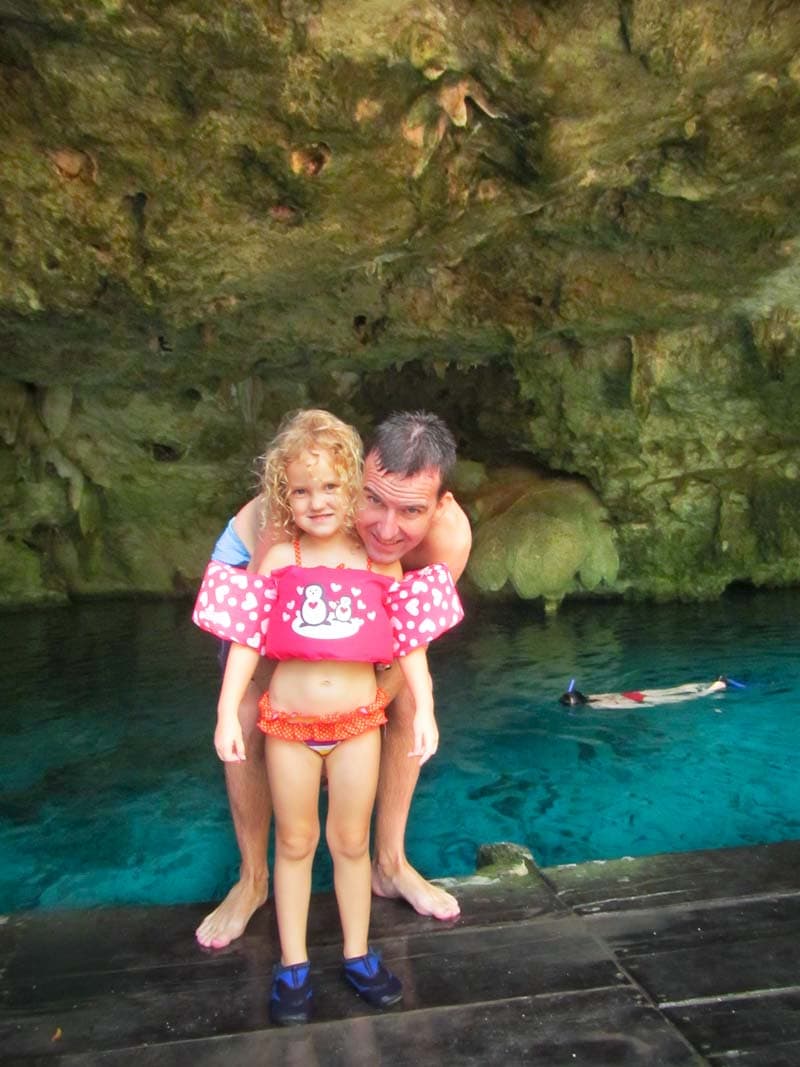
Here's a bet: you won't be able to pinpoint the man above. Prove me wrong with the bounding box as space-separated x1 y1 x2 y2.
196 411 472 949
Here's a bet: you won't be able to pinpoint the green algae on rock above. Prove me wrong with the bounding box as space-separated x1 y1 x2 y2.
3 1 800 606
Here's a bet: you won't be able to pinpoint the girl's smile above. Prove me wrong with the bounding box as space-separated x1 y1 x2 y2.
286 450 348 538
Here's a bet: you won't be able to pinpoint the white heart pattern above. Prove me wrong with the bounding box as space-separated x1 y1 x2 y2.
419 618 436 635
406 597 420 616
193 562 278 652
207 609 231 630
331 582 342 592
411 580 429 594
351 587 361 596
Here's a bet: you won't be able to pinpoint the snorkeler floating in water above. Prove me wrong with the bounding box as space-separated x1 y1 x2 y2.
560 676 745 709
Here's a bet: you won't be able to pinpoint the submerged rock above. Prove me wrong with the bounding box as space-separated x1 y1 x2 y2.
475 841 538 879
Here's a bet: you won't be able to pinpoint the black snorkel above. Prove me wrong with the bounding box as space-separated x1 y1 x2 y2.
559 678 589 706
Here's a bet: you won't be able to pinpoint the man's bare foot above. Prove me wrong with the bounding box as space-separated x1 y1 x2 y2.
372 861 460 921
195 877 268 949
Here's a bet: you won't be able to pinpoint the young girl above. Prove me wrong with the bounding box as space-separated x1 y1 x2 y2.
193 409 463 1025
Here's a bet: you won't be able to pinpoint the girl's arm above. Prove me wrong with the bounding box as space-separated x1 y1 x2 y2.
214 642 262 762
214 542 292 762
398 647 438 766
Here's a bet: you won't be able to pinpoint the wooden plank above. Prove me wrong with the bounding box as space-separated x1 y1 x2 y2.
664 991 800 1063
543 841 800 914
1 912 624 1059
37 988 705 1067
1 877 560 986
585 896 800 1003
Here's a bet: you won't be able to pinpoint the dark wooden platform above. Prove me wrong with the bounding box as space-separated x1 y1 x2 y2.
4 840 800 1065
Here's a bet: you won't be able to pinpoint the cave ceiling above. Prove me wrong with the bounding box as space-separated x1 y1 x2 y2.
3 0 800 605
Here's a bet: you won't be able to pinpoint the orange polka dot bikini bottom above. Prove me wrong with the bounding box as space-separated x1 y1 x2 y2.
257 687 389 756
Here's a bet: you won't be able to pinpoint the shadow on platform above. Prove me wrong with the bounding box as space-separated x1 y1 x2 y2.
4 840 800 1065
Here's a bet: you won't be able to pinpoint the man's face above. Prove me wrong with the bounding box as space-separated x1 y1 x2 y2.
356 453 444 564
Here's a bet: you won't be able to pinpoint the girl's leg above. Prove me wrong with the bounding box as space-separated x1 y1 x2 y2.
265 736 323 966
324 728 381 959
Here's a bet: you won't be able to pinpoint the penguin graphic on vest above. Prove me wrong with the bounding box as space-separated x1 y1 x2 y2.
299 584 327 627
334 596 353 623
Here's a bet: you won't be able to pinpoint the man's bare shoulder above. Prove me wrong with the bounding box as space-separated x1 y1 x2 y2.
233 496 262 557
373 559 403 581
402 493 472 579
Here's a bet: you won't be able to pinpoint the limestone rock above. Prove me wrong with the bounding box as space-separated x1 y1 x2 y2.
2 2 800 605
468 469 619 608
37 386 74 439
475 841 537 878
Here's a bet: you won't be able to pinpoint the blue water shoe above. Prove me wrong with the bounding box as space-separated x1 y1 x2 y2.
270 960 313 1025
342 947 403 1009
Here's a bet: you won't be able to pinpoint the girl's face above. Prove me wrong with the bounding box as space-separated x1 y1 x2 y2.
285 449 348 539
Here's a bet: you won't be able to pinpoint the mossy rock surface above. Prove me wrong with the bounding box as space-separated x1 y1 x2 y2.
4 2 800 605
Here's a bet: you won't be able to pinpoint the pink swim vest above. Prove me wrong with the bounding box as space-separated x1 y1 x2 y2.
193 560 463 660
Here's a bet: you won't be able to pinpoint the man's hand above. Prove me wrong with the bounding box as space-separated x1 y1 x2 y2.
409 703 439 765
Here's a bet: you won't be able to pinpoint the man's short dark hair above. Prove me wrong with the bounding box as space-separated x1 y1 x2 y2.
368 411 457 496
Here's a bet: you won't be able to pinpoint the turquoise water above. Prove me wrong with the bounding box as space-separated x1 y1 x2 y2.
2 588 799 912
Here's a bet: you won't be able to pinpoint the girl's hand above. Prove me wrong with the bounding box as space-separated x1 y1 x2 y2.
409 705 439 766
215 717 247 762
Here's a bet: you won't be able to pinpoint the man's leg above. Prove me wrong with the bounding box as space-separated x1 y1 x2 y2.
371 685 460 920
196 661 273 948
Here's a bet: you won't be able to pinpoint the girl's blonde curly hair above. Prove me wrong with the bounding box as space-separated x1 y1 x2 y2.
259 409 364 537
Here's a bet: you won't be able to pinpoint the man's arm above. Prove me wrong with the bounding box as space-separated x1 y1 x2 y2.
231 495 288 572
377 494 471 704
398 648 437 765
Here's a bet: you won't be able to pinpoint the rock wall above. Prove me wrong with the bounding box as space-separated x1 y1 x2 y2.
2 1 800 606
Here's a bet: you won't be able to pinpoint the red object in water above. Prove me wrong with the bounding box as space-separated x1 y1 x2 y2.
621 690 646 703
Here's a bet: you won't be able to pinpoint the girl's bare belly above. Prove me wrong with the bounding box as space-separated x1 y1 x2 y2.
269 659 377 717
